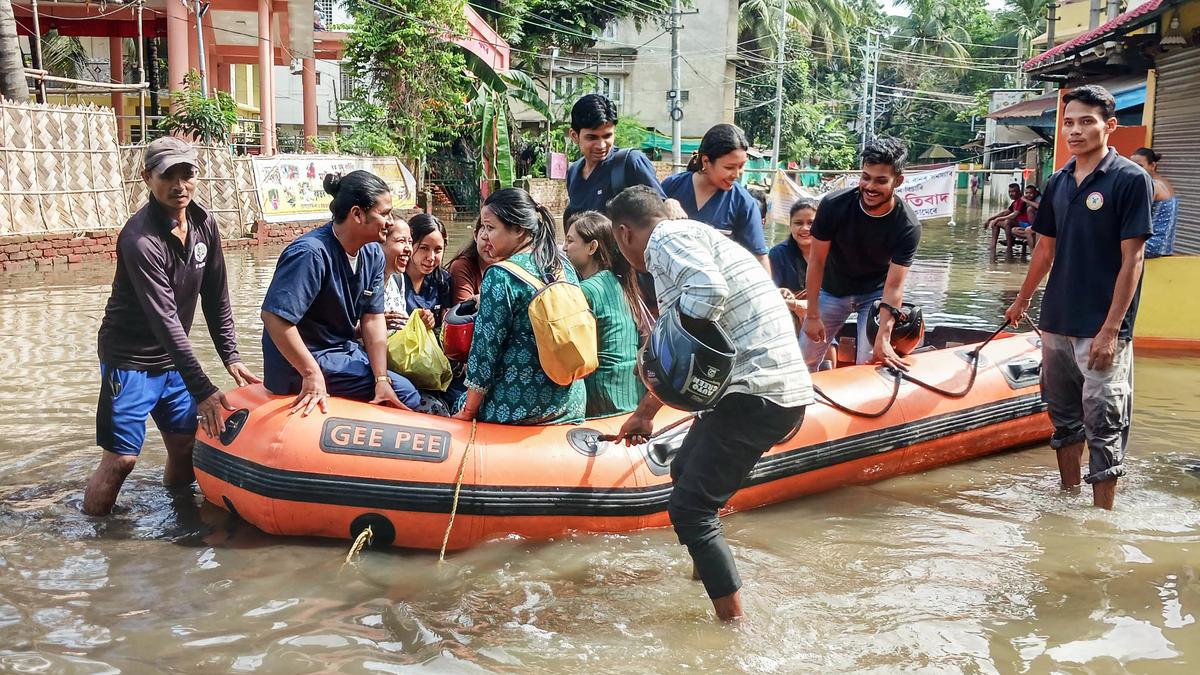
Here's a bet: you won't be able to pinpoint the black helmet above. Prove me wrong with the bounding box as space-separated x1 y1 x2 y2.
865 301 925 357
637 305 736 411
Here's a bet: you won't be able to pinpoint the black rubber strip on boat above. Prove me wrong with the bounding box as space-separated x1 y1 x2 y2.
193 393 1047 518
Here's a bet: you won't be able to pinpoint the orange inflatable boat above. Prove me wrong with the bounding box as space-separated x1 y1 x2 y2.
194 327 1051 551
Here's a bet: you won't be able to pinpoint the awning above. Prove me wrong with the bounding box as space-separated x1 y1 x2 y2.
1024 0 1167 71
640 131 702 154
988 78 1147 127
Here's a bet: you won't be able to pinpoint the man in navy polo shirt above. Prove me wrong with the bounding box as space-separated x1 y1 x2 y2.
562 94 665 228
85 137 259 516
1005 85 1152 509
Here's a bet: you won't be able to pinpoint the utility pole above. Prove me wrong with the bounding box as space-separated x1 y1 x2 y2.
858 29 873 152
867 31 880 143
769 0 787 175
669 0 683 170
545 47 557 157
193 0 210 95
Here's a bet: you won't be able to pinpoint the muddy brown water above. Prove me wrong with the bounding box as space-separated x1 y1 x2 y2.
0 200 1197 672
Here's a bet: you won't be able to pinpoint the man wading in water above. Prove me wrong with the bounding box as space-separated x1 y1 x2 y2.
84 137 259 516
608 186 813 622
1005 85 1152 509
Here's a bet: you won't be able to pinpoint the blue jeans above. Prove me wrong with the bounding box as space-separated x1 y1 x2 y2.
799 288 883 371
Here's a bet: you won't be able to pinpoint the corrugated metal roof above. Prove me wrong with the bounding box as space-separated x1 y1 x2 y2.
1024 0 1166 71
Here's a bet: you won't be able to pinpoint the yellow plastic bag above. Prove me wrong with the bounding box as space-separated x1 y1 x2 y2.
386 317 452 391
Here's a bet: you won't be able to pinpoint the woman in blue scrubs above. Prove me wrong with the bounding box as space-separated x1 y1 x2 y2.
661 124 769 269
404 213 453 330
260 171 420 416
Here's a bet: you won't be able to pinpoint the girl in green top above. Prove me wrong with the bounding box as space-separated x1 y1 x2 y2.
452 188 586 425
564 211 647 418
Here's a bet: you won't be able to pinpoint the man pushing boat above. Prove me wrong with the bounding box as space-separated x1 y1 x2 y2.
85 137 259 516
607 186 814 622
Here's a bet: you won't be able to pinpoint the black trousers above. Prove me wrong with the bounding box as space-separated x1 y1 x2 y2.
668 393 806 599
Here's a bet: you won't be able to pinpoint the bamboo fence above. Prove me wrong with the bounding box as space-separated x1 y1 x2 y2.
120 145 260 239
0 101 127 235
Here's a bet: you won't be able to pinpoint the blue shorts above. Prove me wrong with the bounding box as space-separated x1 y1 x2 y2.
96 365 198 456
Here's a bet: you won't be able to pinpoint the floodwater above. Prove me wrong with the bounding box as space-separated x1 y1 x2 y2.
0 197 1197 672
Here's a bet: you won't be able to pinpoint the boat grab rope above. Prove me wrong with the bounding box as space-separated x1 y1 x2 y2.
439 418 478 563
340 524 373 574
814 318 1019 417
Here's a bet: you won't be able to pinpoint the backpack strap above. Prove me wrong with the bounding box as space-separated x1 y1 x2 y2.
496 259 565 289
609 148 632 201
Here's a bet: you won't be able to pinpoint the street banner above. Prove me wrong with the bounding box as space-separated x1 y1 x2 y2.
796 166 958 223
767 170 819 228
895 165 957 222
252 154 417 223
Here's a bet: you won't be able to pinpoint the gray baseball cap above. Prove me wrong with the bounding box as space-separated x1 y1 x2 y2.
144 136 199 175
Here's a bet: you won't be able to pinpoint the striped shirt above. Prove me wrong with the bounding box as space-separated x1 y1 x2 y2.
645 220 814 409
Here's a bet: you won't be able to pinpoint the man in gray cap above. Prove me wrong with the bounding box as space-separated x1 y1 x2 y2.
83 136 260 515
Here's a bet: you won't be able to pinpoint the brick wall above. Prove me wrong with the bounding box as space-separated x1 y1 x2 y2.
527 178 567 214
0 209 430 272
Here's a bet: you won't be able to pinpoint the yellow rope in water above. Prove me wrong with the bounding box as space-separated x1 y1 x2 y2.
439 418 477 563
341 524 373 572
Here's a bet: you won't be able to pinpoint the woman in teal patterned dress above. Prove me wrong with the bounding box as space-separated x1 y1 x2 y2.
451 188 586 425
563 211 646 418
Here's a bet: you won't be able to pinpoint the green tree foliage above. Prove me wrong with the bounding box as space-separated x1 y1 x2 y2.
739 0 858 61
470 0 674 54
999 0 1048 59
341 0 471 159
158 70 238 145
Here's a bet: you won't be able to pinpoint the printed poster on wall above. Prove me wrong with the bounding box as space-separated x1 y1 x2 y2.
252 155 418 223
767 171 819 229
549 152 568 180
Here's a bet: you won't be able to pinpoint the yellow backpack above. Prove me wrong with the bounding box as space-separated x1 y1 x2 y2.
496 260 598 386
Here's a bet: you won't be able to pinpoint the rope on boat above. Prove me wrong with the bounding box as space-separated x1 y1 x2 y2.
340 524 373 573
814 318 1016 417
439 418 477 563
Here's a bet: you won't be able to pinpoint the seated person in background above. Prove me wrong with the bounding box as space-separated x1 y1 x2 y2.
984 182 1026 257
405 213 452 330
563 211 647 419
452 188 586 425
382 217 413 333
1010 185 1041 249
770 199 817 316
447 218 496 304
261 171 419 415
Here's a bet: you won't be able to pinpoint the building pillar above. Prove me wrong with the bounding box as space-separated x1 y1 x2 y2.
257 0 274 155
109 36 125 142
216 60 231 95
166 0 189 96
187 14 199 73
303 58 317 151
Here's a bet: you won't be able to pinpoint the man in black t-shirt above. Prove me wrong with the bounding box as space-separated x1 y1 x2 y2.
801 137 922 371
1004 85 1152 510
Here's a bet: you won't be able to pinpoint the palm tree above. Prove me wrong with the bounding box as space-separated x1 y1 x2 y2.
739 0 859 62
0 0 29 102
891 0 972 62
999 0 1048 60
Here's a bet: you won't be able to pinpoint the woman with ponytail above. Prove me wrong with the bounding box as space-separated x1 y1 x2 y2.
563 211 647 418
451 188 586 424
661 123 769 269
261 171 420 415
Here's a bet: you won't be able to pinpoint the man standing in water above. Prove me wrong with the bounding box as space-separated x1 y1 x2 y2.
801 137 921 372
1005 85 1152 509
84 137 259 516
608 186 813 622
